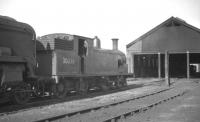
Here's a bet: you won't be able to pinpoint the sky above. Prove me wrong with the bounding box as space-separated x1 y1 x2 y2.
0 0 200 53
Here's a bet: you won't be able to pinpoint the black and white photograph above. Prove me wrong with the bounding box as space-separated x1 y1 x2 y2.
0 0 200 122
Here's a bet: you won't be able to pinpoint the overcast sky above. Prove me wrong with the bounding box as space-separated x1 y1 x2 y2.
1 0 200 53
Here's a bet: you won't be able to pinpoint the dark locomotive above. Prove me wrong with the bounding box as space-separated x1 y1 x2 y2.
0 16 130 104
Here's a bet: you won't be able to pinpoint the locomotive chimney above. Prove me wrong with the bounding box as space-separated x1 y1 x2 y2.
112 38 118 50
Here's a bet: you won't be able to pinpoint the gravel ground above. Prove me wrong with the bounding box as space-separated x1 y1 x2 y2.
65 79 192 122
68 84 185 122
127 79 200 122
0 78 165 122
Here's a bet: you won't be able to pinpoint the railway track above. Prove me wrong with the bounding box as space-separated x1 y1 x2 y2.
0 79 167 122
0 83 146 115
35 88 175 122
104 90 187 122
35 83 188 122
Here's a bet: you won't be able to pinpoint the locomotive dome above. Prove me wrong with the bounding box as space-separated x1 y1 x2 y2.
0 15 36 38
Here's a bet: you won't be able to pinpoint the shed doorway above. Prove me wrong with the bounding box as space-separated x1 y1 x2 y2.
169 53 187 78
189 53 200 78
133 54 161 78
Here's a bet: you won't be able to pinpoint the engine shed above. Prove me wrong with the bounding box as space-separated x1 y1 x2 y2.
127 17 200 78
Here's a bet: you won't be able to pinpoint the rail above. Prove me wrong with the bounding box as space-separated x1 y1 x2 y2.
36 87 172 122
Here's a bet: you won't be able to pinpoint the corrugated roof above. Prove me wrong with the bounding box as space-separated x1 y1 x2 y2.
126 16 200 48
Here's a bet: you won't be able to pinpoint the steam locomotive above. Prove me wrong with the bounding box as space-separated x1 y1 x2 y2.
0 16 130 104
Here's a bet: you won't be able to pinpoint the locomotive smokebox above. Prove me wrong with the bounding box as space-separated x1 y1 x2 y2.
112 38 118 50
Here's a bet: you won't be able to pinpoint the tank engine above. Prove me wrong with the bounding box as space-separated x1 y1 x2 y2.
0 15 130 104
36 34 128 98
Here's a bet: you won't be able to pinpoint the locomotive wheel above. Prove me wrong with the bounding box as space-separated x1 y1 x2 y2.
12 83 31 104
117 76 126 88
54 82 67 99
121 78 127 87
78 79 88 95
116 82 122 88
34 82 45 97
122 80 128 87
100 84 109 91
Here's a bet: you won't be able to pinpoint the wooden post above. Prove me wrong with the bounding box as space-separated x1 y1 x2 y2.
187 51 190 79
165 51 170 86
132 53 135 77
158 52 161 79
127 52 132 73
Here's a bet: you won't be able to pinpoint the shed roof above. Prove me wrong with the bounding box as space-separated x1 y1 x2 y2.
126 16 200 48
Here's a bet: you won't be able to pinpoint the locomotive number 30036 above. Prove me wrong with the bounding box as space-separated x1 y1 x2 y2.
63 57 75 64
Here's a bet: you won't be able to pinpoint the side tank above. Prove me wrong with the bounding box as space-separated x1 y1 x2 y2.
0 15 36 77
84 37 128 76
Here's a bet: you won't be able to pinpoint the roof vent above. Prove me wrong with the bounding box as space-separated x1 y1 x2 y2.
175 17 186 23
165 20 181 27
